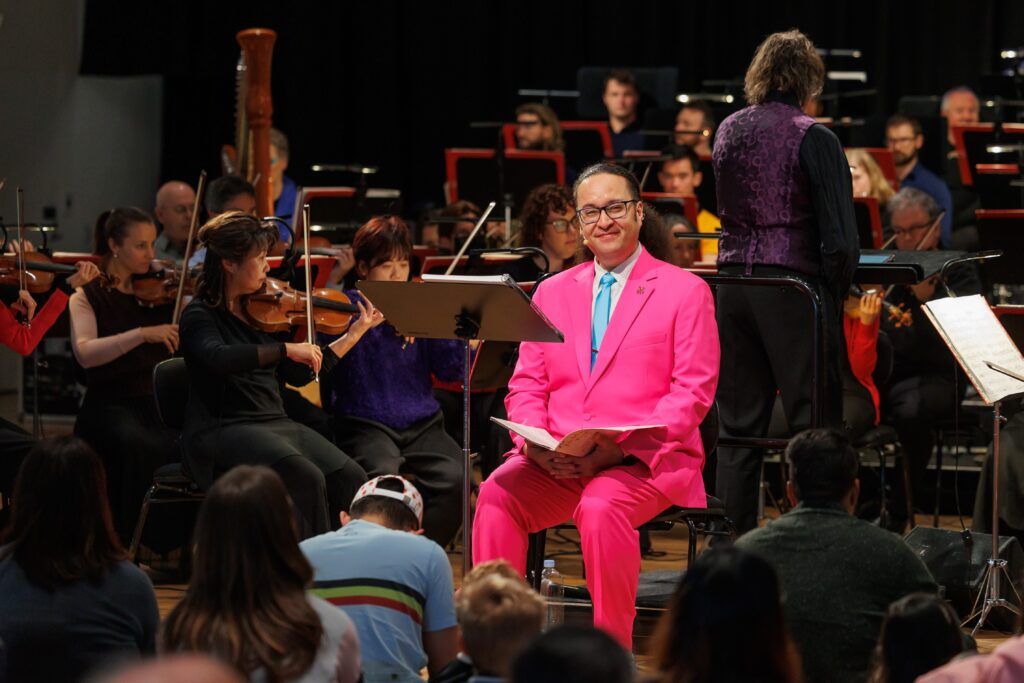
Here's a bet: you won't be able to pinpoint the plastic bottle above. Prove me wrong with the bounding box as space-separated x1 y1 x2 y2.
540 558 564 627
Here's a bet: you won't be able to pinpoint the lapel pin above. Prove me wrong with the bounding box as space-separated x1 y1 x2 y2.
636 286 645 295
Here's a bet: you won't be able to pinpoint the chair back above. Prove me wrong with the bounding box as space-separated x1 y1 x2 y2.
699 401 719 456
153 358 189 430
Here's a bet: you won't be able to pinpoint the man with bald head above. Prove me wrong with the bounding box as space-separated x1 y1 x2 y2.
153 181 197 262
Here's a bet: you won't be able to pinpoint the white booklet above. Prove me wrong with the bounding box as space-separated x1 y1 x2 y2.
490 417 666 457
922 294 1024 405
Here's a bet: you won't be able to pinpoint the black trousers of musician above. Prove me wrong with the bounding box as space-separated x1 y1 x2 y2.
715 266 844 534
334 411 463 547
74 392 179 548
882 371 964 524
0 416 35 526
186 418 367 540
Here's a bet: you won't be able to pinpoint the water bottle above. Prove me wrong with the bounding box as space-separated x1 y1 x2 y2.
540 559 564 627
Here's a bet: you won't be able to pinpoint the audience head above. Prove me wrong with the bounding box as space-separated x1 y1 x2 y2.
195 211 277 307
885 113 924 169
869 593 965 683
205 175 257 217
744 29 824 107
154 181 197 245
92 206 157 275
515 103 564 151
603 68 639 124
457 574 545 677
573 163 644 268
462 559 526 588
0 436 125 590
343 475 423 532
162 465 324 682
888 187 942 251
651 545 801 683
674 100 715 150
785 428 859 511
941 86 981 143
352 215 413 284
512 625 632 683
846 149 896 205
658 144 703 196
90 654 246 683
662 213 701 268
518 184 578 268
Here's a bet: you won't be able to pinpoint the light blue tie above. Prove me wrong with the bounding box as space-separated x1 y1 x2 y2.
591 272 615 369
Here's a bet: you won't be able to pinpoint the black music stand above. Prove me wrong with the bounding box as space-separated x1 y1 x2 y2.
357 275 563 576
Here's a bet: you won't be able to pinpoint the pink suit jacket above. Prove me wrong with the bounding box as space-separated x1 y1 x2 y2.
505 248 720 508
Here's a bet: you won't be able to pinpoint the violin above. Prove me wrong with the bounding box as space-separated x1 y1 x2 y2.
0 251 111 293
132 260 198 308
242 276 359 336
849 285 912 328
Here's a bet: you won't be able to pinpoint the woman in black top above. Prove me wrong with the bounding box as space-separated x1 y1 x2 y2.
179 211 376 538
70 208 180 542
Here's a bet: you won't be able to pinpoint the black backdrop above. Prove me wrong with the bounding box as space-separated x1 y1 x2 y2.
82 0 1024 213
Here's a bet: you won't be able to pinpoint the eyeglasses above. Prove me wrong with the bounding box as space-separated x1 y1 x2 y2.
892 219 935 237
516 119 542 128
545 219 576 233
168 204 193 215
576 199 638 225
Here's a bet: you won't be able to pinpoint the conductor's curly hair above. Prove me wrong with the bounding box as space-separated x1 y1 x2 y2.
744 29 824 106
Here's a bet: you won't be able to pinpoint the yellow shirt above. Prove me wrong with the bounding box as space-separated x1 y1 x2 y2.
696 208 721 259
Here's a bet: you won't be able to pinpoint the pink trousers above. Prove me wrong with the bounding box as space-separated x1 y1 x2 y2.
472 454 671 650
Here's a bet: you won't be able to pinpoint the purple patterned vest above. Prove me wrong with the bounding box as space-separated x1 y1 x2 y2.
713 100 819 275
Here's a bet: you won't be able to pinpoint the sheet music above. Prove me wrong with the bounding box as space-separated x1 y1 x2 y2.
923 295 1024 405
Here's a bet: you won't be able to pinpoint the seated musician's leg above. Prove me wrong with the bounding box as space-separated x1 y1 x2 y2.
291 421 368 527
572 463 672 651
472 454 580 574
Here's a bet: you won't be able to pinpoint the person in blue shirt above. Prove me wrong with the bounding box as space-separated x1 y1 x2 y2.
270 127 298 226
301 475 459 683
886 113 954 247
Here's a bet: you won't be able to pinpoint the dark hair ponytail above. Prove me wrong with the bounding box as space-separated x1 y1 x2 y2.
92 207 154 257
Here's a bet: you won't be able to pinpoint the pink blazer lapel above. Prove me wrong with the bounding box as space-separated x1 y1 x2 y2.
587 253 660 392
568 266 595 382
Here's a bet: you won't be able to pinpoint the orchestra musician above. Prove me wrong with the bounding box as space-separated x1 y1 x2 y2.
178 211 371 539
321 215 464 547
473 163 719 650
713 30 860 535
69 208 181 542
0 255 100 504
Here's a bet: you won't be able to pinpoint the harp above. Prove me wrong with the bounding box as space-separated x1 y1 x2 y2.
220 27 276 218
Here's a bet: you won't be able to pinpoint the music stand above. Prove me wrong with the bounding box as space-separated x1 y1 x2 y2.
921 295 1024 633
357 275 563 576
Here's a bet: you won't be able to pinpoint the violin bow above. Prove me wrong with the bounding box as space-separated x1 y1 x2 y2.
302 203 318 382
16 187 27 296
172 170 207 325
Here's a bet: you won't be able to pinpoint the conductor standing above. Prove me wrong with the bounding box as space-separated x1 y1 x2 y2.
713 30 860 534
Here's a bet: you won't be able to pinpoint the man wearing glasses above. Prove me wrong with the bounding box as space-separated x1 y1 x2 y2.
881 187 979 530
886 113 954 247
514 103 564 152
473 163 720 651
153 180 197 263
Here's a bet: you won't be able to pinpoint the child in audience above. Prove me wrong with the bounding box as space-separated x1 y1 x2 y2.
302 475 459 683
511 625 632 683
869 592 969 683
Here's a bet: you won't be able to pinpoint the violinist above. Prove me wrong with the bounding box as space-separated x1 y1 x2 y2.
321 216 465 546
69 207 181 542
880 187 980 531
186 175 258 268
178 211 371 539
0 250 100 505
841 288 883 439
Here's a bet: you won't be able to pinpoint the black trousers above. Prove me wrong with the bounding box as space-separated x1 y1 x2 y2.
74 392 179 545
882 372 963 520
334 411 462 546
187 418 367 539
715 266 844 534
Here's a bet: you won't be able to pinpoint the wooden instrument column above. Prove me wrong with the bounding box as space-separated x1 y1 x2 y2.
237 28 276 218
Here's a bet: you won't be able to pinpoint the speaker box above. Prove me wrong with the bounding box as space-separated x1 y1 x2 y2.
904 526 1024 630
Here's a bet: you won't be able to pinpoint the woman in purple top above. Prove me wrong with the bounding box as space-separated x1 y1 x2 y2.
324 216 464 546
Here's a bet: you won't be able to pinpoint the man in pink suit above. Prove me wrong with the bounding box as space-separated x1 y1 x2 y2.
473 163 720 649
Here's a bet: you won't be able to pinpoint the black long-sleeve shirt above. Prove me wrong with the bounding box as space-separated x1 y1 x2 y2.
179 300 338 434
798 119 861 302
